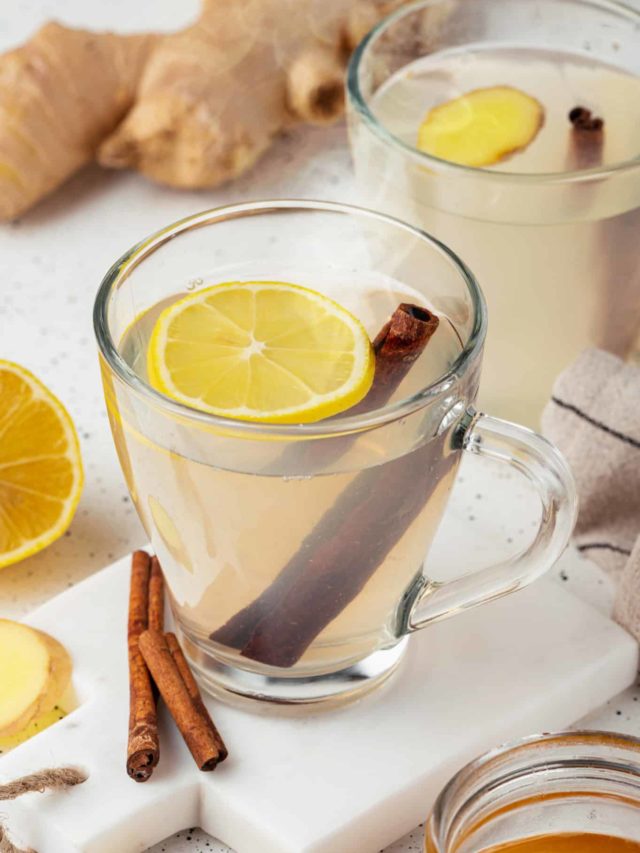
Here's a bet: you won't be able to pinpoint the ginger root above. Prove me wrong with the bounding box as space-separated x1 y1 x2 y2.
98 0 404 189
0 1 405 221
0 23 157 221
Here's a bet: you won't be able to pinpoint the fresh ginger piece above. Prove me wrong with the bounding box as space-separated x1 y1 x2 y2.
98 0 405 189
36 629 73 723
417 85 544 167
0 706 67 752
0 620 71 737
0 23 157 222
0 621 50 736
0 1 413 216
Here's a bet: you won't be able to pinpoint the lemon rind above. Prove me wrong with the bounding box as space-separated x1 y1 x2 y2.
0 361 84 570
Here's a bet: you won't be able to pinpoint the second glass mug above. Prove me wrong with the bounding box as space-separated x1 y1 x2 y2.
94 201 576 707
346 0 640 427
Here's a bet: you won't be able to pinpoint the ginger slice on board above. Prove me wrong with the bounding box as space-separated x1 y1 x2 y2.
0 620 71 738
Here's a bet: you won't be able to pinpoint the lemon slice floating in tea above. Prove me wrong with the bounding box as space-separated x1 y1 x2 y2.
147 281 375 423
417 85 544 167
0 361 83 569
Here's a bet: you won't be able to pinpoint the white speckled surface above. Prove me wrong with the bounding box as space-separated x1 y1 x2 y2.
1 2 640 852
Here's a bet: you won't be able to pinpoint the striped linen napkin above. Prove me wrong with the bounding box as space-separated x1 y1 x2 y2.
542 348 640 642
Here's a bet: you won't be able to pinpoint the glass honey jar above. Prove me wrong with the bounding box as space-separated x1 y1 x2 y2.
426 731 640 852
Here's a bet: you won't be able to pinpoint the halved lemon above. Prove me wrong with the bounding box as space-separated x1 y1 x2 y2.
0 362 83 569
147 281 375 423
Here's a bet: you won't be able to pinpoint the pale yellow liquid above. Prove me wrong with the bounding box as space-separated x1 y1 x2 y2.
354 46 640 425
110 278 463 675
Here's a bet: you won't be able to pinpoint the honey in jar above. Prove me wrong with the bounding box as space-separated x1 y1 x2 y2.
482 835 640 852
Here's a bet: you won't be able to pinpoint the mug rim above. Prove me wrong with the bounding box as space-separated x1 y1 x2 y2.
93 199 486 438
346 0 640 184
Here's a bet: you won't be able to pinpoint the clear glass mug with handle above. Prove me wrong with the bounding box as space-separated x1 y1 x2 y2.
346 0 640 427
94 200 577 709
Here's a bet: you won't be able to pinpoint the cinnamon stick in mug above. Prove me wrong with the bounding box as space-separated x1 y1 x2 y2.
567 106 640 358
240 435 455 667
274 303 440 473
126 550 160 782
568 106 604 170
210 303 444 664
351 303 440 414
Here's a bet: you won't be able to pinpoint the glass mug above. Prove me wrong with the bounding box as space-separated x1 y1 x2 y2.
347 0 640 427
426 731 640 852
94 201 576 708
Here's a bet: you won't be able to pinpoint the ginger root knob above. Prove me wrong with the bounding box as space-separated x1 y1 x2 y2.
1 0 417 216
287 47 345 125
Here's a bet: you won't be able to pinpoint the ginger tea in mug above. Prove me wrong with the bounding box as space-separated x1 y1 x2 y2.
95 201 575 708
347 0 640 425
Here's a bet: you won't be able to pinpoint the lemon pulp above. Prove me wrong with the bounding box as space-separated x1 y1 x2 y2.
0 362 83 569
147 281 375 424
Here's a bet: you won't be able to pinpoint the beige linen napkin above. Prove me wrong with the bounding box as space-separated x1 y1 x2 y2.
542 348 640 641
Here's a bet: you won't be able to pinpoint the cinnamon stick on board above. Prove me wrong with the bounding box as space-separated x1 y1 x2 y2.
210 303 450 667
166 632 228 763
126 551 160 782
147 555 165 704
139 630 227 771
148 556 165 632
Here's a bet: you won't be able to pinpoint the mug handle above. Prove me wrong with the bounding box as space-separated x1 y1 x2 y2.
407 411 578 632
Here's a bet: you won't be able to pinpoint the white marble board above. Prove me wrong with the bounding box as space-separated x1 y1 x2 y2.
1 455 637 853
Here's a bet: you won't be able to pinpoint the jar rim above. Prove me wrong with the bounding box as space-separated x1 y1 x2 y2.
428 730 640 852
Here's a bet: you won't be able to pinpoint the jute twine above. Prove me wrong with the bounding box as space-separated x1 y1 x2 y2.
0 768 87 853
